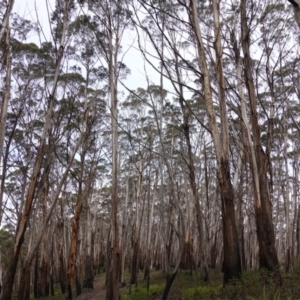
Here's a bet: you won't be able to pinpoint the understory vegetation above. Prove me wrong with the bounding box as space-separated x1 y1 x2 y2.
25 266 300 299
120 268 300 300
2 0 300 300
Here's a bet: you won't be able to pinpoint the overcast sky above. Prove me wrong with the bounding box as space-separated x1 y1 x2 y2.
12 0 168 95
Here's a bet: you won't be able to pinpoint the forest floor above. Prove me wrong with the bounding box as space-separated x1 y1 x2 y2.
76 274 106 300
75 267 300 300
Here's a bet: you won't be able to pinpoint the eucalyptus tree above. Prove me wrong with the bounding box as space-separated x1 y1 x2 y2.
121 89 152 286
188 0 242 283
0 38 57 299
239 0 294 274
0 0 19 225
76 1 132 298
219 0 300 273
131 0 241 284
0 1 73 299
120 92 162 287
61 12 110 299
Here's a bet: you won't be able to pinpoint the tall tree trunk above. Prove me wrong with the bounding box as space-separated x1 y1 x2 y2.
66 193 82 299
0 3 71 298
145 174 156 291
84 206 94 289
105 28 121 300
241 0 279 273
66 179 91 299
189 0 241 284
0 18 11 225
130 153 144 285
121 178 130 286
0 0 14 43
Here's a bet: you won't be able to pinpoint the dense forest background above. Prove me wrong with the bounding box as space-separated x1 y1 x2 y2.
1 0 300 299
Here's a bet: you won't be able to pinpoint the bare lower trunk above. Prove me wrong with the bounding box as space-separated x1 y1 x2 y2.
219 160 242 283
75 265 82 297
181 241 195 272
130 241 139 285
255 149 279 270
39 257 49 297
66 191 84 299
84 255 94 289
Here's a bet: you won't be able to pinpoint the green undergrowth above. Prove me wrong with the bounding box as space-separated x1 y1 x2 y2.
121 267 300 300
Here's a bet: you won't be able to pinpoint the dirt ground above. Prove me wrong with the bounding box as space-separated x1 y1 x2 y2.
74 274 163 300
76 274 106 300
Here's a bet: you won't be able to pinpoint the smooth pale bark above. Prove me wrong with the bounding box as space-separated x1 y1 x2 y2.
0 0 14 43
106 24 121 300
149 90 182 297
0 23 11 225
293 150 300 263
59 223 67 294
173 35 208 279
132 7 186 291
120 177 129 286
144 173 157 290
0 2 71 299
130 152 144 285
234 48 258 270
291 152 298 265
84 202 95 289
38 180 51 298
189 0 241 284
241 0 279 273
283 116 292 271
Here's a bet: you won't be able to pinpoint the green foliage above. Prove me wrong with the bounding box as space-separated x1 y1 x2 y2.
59 72 86 83
121 284 165 300
181 285 222 300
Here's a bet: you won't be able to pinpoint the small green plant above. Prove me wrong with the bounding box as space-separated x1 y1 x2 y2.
181 285 222 300
121 283 165 300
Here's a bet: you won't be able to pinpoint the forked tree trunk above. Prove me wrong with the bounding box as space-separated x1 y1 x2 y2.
174 42 208 280
161 207 185 300
189 0 241 284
